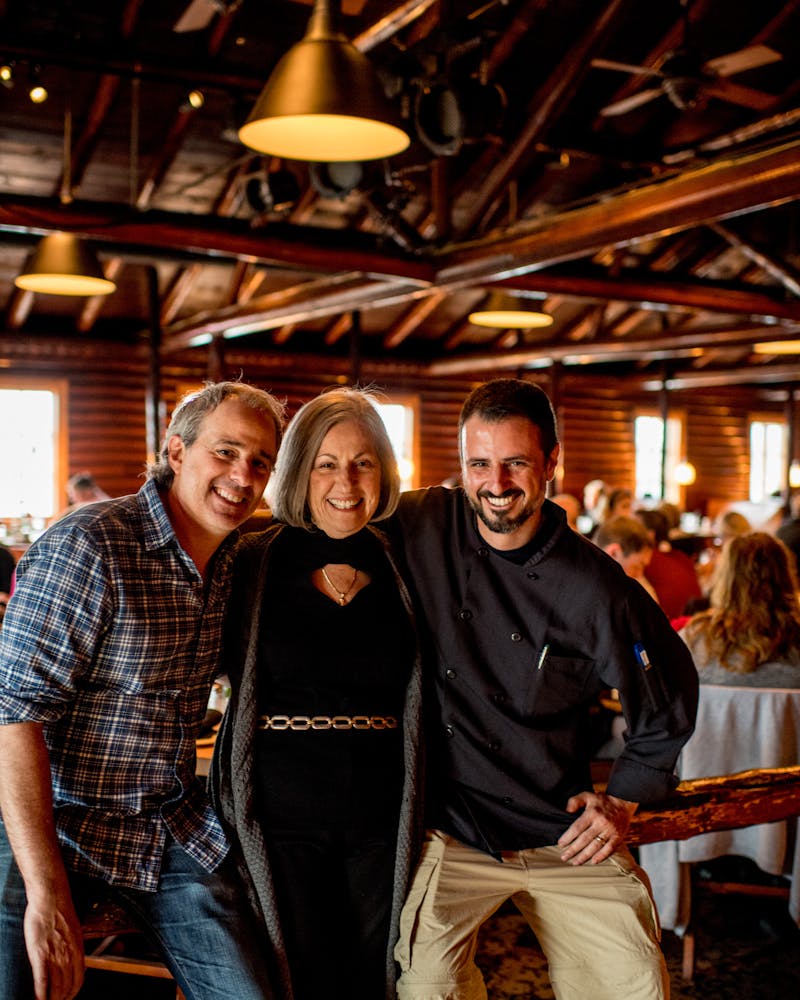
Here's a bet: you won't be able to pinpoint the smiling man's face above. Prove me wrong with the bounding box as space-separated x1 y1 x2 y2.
166 396 277 546
461 415 559 550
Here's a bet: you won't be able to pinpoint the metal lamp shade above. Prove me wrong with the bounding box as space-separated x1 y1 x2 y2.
468 292 553 329
238 7 409 162
15 233 116 296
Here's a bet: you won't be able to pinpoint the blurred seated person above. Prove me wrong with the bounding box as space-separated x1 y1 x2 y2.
49 471 111 525
680 532 800 688
776 491 800 574
593 515 658 602
0 543 15 624
635 507 702 620
580 478 607 533
656 500 684 539
696 508 752 594
550 492 581 531
605 487 634 521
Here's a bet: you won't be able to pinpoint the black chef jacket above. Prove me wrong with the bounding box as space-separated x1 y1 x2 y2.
388 489 698 857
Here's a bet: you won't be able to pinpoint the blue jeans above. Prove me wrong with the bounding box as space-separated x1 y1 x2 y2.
0 821 275 999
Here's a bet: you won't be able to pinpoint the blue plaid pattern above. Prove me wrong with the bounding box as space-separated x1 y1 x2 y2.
0 479 234 889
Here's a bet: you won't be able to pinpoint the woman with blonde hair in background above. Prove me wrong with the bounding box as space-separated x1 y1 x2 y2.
680 532 800 687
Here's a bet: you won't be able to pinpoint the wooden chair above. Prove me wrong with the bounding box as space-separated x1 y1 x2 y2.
81 898 185 998
635 685 800 981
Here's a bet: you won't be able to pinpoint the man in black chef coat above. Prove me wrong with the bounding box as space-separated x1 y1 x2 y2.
389 378 698 1000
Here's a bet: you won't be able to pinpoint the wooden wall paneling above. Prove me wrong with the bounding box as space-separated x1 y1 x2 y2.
0 334 791 520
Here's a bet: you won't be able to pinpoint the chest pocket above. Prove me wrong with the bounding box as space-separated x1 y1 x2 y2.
525 654 594 717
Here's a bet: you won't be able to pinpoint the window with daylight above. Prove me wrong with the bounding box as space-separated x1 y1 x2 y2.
0 380 67 527
373 396 419 492
749 417 786 502
634 411 684 504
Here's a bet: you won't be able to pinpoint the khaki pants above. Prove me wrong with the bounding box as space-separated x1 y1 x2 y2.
395 829 668 1000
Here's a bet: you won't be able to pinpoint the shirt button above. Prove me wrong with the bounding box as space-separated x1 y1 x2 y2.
527 571 539 580
489 740 502 752
446 668 457 679
510 632 522 642
458 608 473 621
503 796 513 805
445 725 455 738
477 547 490 558
490 692 506 705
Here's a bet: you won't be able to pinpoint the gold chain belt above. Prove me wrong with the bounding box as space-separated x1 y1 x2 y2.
257 714 398 731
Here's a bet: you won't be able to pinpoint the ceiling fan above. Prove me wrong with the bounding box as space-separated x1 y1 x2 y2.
594 44 781 118
173 0 243 34
593 1 781 119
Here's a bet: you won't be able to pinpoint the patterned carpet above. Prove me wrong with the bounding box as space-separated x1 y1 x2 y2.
79 884 800 998
475 892 800 999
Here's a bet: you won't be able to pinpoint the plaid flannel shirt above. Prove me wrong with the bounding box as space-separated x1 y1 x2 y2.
0 479 234 890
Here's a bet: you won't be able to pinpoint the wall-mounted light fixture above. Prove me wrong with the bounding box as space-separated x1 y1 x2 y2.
238 0 409 162
468 291 553 329
15 232 116 296
674 460 697 486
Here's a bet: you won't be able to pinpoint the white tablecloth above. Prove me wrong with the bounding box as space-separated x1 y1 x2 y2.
638 685 800 932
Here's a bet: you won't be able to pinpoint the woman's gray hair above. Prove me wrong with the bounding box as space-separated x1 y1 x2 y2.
269 386 400 529
148 381 286 488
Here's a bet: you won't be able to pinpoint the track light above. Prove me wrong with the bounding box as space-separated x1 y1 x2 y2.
28 64 47 104
238 0 409 162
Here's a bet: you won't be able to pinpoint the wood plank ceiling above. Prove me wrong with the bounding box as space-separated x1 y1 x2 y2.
1 0 800 387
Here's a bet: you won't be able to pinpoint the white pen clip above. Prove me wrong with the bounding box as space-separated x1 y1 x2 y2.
537 643 550 670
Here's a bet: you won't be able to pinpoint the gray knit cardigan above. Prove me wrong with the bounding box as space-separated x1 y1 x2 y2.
208 523 425 1000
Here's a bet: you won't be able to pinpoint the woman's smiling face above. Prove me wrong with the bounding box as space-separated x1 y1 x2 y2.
308 419 382 538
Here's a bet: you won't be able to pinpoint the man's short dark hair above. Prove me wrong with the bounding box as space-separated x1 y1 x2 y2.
458 378 559 455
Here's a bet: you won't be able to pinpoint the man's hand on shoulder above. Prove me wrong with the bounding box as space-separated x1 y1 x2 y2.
557 791 637 866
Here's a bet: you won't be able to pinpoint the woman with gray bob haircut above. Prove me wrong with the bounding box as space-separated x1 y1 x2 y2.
269 386 400 526
149 380 286 488
210 385 423 1000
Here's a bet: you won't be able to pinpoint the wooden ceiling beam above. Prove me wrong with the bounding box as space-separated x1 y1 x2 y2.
455 0 632 239
162 274 427 352
425 321 800 376
498 267 800 320
438 140 800 290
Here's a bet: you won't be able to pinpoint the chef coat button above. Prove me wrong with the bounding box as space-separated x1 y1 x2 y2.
446 668 457 679
477 547 490 558
489 740 502 752
510 631 522 642
445 725 455 738
527 571 539 580
458 608 473 621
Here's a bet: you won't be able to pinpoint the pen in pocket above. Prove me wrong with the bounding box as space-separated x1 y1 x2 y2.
537 643 550 670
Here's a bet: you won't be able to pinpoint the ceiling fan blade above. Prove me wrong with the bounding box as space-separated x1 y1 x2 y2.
704 44 782 78
599 88 663 118
704 78 778 111
591 57 663 79
174 0 215 33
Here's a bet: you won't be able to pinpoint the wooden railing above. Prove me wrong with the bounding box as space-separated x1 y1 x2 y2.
627 765 800 845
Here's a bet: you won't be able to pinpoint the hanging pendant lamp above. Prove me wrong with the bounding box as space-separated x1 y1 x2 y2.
468 291 553 329
15 232 116 296
238 0 410 162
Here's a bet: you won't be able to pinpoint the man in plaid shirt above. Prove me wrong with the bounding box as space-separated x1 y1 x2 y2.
0 381 283 1000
